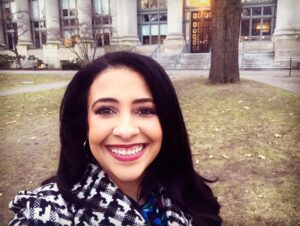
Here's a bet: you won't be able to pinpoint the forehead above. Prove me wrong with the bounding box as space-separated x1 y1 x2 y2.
88 66 153 100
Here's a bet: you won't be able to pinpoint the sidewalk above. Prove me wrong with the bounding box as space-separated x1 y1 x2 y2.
167 69 300 94
0 69 299 95
0 81 69 96
239 70 300 94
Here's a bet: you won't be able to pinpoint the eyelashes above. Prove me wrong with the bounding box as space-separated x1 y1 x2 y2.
94 106 157 116
95 106 116 115
136 108 156 115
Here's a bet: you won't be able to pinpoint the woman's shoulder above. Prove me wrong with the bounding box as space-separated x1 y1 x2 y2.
9 183 73 225
9 182 63 210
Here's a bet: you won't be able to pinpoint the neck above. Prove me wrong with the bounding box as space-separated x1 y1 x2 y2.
111 178 144 205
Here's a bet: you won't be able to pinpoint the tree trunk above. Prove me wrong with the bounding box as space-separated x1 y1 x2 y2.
209 0 241 84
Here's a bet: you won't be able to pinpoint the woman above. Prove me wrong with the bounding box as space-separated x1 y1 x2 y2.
9 51 222 225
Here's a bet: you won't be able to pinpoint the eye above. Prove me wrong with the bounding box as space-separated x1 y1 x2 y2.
95 106 116 115
136 107 156 115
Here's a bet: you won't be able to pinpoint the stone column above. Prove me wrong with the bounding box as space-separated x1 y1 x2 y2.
15 0 32 46
111 0 140 46
45 0 60 43
273 0 300 60
0 8 5 46
77 0 93 41
43 0 60 68
163 0 185 54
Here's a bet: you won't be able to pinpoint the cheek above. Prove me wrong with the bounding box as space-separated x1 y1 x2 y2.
87 116 111 143
145 119 163 144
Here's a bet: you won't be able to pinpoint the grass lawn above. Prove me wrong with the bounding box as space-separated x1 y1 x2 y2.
0 74 299 225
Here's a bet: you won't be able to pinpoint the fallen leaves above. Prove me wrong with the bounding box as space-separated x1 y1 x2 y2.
20 81 33 84
222 154 230 159
208 154 214 159
274 133 282 138
258 155 266 160
205 154 229 159
244 154 266 160
6 120 17 124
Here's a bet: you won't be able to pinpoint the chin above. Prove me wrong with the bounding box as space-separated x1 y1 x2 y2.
107 165 147 185
114 170 144 183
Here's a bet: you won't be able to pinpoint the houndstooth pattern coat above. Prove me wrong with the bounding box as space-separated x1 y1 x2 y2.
9 163 192 226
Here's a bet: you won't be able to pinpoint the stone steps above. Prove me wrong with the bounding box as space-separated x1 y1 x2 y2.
240 53 290 69
154 52 291 70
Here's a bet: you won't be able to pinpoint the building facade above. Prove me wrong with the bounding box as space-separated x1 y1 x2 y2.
0 0 299 68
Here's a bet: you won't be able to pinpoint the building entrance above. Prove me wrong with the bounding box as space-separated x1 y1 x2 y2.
190 10 212 53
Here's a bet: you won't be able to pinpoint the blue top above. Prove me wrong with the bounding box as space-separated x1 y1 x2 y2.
140 192 167 225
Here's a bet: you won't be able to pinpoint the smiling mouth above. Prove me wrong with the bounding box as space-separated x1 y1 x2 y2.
106 144 146 162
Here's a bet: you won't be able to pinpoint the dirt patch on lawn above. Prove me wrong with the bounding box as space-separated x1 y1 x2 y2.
0 89 64 223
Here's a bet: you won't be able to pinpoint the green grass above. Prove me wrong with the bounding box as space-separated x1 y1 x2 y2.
0 75 299 225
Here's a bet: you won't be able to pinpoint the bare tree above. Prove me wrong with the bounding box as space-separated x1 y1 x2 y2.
0 10 29 68
209 0 241 84
49 7 112 67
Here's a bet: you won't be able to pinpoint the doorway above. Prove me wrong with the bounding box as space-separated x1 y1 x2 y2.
190 10 212 53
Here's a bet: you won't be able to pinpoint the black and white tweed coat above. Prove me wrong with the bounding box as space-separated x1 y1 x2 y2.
9 163 192 225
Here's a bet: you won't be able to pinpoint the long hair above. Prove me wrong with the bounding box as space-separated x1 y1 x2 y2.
54 51 221 225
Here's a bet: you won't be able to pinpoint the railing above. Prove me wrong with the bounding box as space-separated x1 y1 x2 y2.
289 58 300 76
150 45 161 58
129 46 137 52
175 41 187 67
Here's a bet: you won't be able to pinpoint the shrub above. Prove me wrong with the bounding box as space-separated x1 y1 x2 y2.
0 54 15 69
61 61 81 70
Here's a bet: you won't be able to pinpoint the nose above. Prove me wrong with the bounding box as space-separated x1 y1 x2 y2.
112 115 140 140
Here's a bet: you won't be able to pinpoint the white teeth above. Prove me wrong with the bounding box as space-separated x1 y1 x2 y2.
110 145 144 156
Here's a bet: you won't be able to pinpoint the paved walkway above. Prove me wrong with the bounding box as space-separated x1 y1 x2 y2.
168 69 300 93
0 69 299 96
0 81 69 96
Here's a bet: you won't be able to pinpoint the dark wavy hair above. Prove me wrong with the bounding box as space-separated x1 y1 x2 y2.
50 51 221 225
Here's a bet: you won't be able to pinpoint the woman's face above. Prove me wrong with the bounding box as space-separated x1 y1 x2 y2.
87 66 162 194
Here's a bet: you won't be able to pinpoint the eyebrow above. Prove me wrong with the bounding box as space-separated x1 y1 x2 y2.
91 97 154 108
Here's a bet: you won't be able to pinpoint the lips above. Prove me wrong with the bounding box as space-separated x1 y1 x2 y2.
106 144 146 162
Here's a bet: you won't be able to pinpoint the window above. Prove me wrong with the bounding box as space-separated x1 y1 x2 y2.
242 8 250 16
30 0 46 48
60 0 78 46
138 0 167 45
2 0 17 50
240 3 276 40
241 20 250 36
140 0 167 9
251 19 261 36
93 0 111 46
60 0 77 22
31 0 45 20
252 7 261 16
263 7 272 15
261 18 271 35
94 0 109 15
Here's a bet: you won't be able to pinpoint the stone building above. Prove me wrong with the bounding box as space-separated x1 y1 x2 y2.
0 0 299 69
